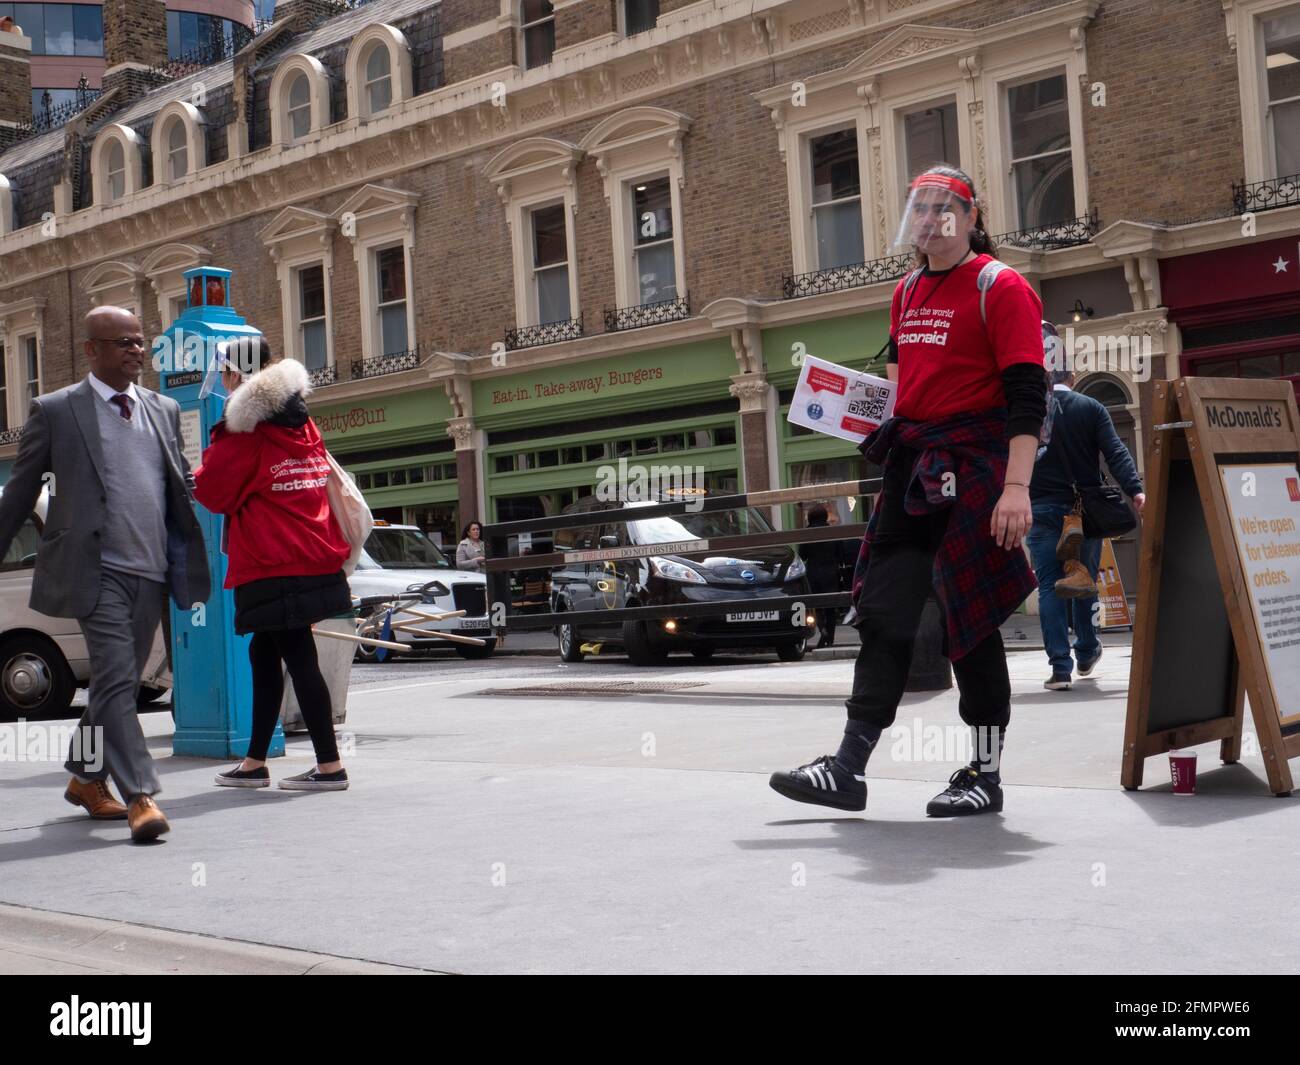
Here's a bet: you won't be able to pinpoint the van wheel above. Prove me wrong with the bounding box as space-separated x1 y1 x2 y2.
622 621 667 666
0 635 75 717
557 619 585 662
776 638 807 662
454 640 495 660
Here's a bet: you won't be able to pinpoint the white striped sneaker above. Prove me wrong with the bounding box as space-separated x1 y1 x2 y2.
926 767 1003 817
769 754 867 812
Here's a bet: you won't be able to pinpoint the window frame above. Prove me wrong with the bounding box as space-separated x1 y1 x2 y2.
1228 0 1300 183
520 0 555 70
270 54 330 147
344 24 412 123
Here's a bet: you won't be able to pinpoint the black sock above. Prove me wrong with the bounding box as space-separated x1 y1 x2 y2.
970 726 1006 783
834 722 883 775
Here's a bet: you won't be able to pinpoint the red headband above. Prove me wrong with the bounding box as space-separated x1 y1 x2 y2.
910 172 974 202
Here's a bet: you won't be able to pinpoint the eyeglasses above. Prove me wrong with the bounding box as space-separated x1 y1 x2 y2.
93 337 146 351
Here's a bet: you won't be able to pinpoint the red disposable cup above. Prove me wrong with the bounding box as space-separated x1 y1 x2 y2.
1169 750 1197 795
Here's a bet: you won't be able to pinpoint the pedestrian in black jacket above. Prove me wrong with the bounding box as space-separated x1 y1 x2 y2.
1027 370 1145 691
798 505 856 648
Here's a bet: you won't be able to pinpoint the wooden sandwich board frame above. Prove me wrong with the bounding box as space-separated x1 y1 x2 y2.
1122 376 1300 797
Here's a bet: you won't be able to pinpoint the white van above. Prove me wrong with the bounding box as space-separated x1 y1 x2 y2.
348 521 495 660
0 487 168 717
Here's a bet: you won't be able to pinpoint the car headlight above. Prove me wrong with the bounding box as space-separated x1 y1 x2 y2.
649 557 706 584
786 557 806 581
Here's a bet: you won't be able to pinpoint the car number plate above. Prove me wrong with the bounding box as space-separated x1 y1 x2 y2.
458 619 490 630
725 611 779 622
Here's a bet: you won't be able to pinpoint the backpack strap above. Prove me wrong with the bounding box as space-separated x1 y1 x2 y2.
975 260 1010 325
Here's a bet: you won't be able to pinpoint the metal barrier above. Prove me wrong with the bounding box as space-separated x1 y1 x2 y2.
481 478 880 636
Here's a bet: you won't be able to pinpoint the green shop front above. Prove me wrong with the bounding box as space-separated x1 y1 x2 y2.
766 309 891 529
473 339 743 552
310 386 459 548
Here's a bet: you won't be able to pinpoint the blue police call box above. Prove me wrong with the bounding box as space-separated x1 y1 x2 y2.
156 266 284 758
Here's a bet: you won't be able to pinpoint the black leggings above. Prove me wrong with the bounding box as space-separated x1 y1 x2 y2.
246 628 339 764
845 447 1011 730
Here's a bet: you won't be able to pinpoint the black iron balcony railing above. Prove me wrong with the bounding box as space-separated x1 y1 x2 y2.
604 293 690 332
0 426 25 446
307 364 338 387
505 314 584 350
995 208 1100 250
782 252 914 299
8 78 103 142
350 346 421 380
1233 173 1300 215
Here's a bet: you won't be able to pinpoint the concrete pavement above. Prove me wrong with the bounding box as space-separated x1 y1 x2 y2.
0 638 1291 974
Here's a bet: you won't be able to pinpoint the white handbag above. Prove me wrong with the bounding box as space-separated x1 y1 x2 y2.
324 450 373 576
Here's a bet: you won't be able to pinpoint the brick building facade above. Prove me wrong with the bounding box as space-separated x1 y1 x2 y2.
0 0 1296 586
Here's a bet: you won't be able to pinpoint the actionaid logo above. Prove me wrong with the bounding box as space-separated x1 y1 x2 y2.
595 460 707 511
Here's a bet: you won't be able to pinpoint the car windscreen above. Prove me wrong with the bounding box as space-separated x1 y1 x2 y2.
362 528 452 569
629 506 774 545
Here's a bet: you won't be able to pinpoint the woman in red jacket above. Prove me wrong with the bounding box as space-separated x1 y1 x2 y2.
194 353 352 792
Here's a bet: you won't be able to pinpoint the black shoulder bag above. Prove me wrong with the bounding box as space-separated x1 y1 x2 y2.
1054 393 1137 539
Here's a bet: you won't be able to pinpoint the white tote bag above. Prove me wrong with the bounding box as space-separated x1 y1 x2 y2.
324 450 373 576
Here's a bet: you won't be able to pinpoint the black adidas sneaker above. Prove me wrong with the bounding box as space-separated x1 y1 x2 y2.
926 767 1003 817
769 755 866 812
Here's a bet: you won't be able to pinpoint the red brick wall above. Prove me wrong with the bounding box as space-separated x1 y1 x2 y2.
555 0 615 51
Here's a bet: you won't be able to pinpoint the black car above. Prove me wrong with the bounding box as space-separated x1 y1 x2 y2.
549 495 815 665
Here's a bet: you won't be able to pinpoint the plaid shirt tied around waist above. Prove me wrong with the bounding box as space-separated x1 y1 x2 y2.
851 409 1037 660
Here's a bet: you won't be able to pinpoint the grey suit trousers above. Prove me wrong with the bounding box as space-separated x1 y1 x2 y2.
65 568 166 799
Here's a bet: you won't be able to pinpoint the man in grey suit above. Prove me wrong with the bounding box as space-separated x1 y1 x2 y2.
0 306 209 842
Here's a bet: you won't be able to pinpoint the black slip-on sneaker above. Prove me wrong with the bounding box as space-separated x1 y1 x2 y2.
926 767 1003 817
769 754 866 812
215 764 270 788
1077 647 1103 677
1044 671 1072 691
278 768 349 792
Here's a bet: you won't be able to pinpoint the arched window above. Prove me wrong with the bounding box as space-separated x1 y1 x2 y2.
288 73 312 140
1079 377 1129 409
521 0 555 69
107 140 125 201
364 44 392 114
344 26 411 122
167 119 188 181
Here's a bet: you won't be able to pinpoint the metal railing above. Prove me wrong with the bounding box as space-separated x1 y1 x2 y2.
350 346 421 379
782 253 914 299
307 364 338 387
1232 173 1300 215
603 293 689 332
505 314 584 350
9 79 103 141
0 426 24 446
995 208 1099 250
481 478 879 635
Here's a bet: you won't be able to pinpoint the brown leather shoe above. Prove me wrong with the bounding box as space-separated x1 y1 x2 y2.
64 777 128 820
1056 512 1085 560
1055 558 1099 599
127 795 170 842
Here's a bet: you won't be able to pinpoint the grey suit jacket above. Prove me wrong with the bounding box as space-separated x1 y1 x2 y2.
0 377 211 619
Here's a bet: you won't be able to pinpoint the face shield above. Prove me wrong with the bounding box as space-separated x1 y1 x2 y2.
199 339 253 402
891 172 976 255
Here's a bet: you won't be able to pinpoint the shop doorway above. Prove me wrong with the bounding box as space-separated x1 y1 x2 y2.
1077 375 1140 603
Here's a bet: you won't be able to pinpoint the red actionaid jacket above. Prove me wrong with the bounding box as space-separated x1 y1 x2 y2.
193 359 349 589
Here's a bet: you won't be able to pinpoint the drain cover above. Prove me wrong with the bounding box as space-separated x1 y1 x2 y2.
477 681 706 697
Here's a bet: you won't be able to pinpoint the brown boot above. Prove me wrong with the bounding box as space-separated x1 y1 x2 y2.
64 777 128 820
1055 558 1099 599
127 795 170 842
1056 512 1084 560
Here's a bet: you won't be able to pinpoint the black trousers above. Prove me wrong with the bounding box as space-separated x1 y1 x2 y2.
845 447 1011 730
246 628 340 764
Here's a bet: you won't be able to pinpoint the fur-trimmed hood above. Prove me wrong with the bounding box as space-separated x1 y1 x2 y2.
224 358 311 434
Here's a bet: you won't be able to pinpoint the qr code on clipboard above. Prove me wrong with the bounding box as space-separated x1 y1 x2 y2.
847 383 890 423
